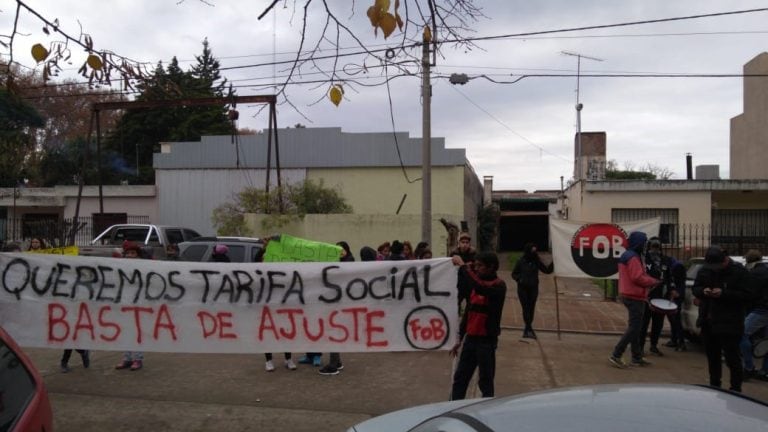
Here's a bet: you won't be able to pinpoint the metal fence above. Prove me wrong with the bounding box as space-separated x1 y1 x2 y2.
664 223 768 263
0 216 150 247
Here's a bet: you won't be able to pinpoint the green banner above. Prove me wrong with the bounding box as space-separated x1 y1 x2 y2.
263 234 342 262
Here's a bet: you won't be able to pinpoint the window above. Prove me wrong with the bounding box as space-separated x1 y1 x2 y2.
225 245 246 262
611 208 679 245
181 245 208 262
165 229 184 245
183 229 201 241
0 339 37 431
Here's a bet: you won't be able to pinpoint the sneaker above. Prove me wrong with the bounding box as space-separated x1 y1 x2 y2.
630 358 652 367
528 329 538 340
676 342 687 352
297 355 313 364
60 363 71 373
115 360 132 370
312 356 322 367
285 359 297 370
336 363 344 371
318 365 339 376
81 351 90 368
265 360 275 372
649 346 664 356
664 340 677 348
609 356 628 369
129 360 143 371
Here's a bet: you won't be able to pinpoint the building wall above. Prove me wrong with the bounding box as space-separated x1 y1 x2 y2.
305 166 465 216
731 52 768 180
156 169 306 236
565 185 712 225
712 190 768 209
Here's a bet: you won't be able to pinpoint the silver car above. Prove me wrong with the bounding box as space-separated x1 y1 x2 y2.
347 384 768 432
177 236 264 263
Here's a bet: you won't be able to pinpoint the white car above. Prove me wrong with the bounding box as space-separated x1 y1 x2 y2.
347 384 768 432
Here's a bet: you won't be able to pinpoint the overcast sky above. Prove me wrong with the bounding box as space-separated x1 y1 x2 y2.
4 0 768 191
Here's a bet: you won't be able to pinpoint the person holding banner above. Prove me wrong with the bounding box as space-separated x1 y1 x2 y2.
512 242 554 339
115 240 146 371
449 252 507 400
28 237 46 251
610 232 660 369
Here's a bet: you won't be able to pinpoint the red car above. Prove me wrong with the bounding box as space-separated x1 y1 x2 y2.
0 326 53 431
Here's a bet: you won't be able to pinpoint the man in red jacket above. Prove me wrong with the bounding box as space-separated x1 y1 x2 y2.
610 232 660 368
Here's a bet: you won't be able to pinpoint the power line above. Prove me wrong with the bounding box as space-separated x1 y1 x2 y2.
447 84 571 163
216 7 768 72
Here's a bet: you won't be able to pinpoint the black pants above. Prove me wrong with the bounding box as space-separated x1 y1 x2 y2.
451 337 496 400
612 298 645 361
640 302 664 352
517 284 539 331
701 325 743 392
60 349 87 365
666 297 684 343
264 353 291 361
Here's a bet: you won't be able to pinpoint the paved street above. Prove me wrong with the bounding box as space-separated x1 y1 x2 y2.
22 256 768 431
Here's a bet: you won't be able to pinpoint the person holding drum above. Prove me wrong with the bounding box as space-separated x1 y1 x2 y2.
610 232 661 369
692 246 754 393
641 237 685 356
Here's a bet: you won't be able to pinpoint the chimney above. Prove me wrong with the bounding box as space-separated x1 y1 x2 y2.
686 153 693 180
483 176 493 205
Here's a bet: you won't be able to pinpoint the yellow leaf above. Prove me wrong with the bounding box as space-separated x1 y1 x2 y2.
423 26 432 43
31 43 48 63
375 0 390 12
380 13 396 38
87 54 104 70
329 86 342 106
366 6 380 27
396 13 403 31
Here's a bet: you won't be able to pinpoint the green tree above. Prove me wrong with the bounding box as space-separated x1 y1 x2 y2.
0 88 44 187
104 40 232 184
212 179 353 235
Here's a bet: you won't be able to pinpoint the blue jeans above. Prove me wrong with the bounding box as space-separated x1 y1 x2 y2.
740 310 768 372
612 298 645 361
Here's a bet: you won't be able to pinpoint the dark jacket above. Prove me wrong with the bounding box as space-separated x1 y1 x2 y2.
512 247 553 289
692 259 754 334
748 262 768 312
457 266 506 344
644 252 685 299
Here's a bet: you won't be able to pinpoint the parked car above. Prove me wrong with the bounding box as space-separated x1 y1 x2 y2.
178 236 265 263
682 255 768 340
0 326 53 432
78 224 202 259
347 384 768 432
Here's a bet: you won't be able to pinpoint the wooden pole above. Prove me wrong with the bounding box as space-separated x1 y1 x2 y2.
554 276 562 341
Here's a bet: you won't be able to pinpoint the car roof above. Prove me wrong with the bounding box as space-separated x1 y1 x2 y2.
350 384 768 432
183 236 262 243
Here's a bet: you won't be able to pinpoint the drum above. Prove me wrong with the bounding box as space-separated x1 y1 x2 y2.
649 298 678 316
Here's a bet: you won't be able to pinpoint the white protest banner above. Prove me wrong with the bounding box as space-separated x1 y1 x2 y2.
550 218 660 279
0 253 458 353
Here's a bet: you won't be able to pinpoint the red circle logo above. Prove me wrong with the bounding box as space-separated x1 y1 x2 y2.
570 224 628 277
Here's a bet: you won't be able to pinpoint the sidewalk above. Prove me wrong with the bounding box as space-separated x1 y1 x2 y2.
498 252 628 335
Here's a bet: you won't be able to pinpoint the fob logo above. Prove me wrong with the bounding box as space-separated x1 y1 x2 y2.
570 223 628 277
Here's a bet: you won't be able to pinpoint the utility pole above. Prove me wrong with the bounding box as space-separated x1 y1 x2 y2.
421 28 432 246
561 51 603 181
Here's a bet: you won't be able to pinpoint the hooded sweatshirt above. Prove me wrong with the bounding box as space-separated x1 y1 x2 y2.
618 232 660 301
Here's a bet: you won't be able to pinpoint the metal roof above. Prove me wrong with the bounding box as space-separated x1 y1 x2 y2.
153 127 467 169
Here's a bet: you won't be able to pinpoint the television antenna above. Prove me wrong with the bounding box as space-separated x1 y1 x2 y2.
561 51 604 180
